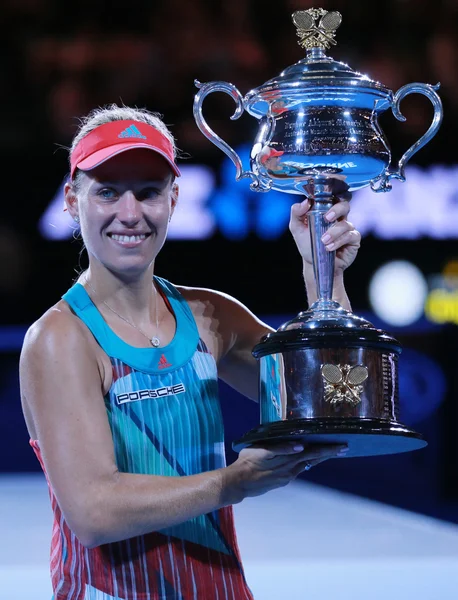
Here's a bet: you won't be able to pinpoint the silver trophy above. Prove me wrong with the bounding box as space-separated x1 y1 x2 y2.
193 8 443 457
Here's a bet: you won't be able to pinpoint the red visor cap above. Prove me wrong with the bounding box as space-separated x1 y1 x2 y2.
260 148 284 164
70 120 181 180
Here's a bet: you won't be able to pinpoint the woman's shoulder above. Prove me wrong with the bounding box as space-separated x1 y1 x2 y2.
174 283 258 323
19 299 112 441
21 299 111 394
173 282 240 308
173 283 265 363
22 299 105 370
25 299 88 344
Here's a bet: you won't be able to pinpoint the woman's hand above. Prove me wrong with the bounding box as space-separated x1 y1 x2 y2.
289 197 361 277
224 442 348 504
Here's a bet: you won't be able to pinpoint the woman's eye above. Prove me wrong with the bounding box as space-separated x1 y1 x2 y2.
140 188 161 200
98 188 116 199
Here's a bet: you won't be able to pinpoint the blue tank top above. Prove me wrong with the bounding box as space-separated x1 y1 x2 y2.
35 277 254 600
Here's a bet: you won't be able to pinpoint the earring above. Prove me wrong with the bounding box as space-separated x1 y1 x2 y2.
74 216 80 223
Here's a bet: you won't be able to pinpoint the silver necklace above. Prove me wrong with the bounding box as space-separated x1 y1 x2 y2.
83 276 161 347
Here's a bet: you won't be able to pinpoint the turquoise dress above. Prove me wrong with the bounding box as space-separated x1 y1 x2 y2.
31 276 254 600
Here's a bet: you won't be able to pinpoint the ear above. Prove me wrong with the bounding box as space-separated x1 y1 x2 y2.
64 182 79 221
169 182 179 218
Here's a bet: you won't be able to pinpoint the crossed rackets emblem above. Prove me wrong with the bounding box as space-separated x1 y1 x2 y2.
292 9 342 51
321 363 369 406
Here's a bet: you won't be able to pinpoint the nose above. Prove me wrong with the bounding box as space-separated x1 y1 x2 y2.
117 191 142 225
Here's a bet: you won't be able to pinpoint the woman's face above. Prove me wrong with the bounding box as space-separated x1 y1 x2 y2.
66 148 178 276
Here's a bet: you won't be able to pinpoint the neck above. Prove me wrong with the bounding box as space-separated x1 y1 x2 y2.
78 260 159 329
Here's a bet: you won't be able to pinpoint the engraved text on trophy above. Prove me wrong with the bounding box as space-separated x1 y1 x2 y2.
275 107 388 156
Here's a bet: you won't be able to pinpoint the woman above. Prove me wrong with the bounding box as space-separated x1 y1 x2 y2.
19 104 360 600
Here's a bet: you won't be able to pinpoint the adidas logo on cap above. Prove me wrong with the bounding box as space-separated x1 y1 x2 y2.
118 125 147 139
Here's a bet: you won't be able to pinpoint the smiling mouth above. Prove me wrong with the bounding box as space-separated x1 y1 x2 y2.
108 233 152 245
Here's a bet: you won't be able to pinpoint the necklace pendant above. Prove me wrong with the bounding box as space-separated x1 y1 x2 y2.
151 336 161 348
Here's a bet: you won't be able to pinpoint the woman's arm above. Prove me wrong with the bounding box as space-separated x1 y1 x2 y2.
204 198 361 400
21 309 341 548
19 310 234 547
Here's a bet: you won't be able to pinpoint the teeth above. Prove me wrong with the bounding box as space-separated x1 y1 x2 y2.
111 234 147 243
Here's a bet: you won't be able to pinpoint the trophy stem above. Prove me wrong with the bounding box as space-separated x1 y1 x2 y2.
307 194 335 307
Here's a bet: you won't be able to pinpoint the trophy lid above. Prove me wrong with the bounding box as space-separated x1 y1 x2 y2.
245 9 391 117
252 301 402 357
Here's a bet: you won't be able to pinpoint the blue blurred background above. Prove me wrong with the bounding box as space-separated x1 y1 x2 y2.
1 0 458 527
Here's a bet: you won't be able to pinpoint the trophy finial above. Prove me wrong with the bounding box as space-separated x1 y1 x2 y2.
292 8 342 51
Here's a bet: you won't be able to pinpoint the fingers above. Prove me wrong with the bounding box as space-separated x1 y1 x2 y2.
241 442 306 461
321 221 360 252
290 445 350 476
298 444 348 461
234 443 350 497
290 198 312 220
290 198 350 228
262 443 348 468
241 441 348 468
280 444 348 468
332 229 361 253
291 457 327 477
324 199 350 223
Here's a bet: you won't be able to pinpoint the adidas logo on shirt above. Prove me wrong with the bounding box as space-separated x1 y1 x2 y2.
158 354 172 369
118 125 147 139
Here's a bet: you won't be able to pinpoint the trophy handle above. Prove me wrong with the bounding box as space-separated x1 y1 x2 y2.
370 82 443 193
193 80 271 192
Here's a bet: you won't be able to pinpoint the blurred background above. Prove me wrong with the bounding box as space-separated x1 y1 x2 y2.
1 0 458 595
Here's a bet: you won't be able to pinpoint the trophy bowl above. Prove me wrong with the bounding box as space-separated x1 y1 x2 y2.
193 8 443 458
